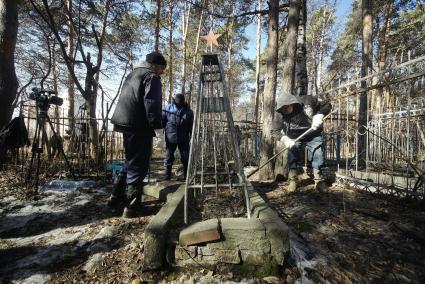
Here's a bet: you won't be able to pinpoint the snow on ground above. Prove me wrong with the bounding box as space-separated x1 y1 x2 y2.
1 168 424 283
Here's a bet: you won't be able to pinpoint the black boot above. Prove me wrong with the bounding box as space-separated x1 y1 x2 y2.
107 173 127 208
183 164 188 180
122 184 143 218
164 165 172 180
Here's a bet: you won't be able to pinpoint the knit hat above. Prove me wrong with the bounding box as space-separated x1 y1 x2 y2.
173 93 185 105
146 52 167 67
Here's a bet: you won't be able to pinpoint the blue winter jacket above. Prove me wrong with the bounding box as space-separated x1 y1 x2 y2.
162 102 194 144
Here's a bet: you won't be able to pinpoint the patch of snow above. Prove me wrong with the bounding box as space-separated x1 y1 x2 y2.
17 273 52 284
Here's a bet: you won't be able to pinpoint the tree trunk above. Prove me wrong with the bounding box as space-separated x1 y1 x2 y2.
188 5 204 106
280 0 300 97
378 0 393 111
316 7 326 95
94 0 111 147
181 2 191 95
358 0 372 167
168 0 174 103
314 3 335 96
52 47 61 135
254 0 262 126
87 96 99 162
155 0 161 52
258 0 279 180
0 0 18 130
275 0 300 179
295 0 307 96
65 0 75 134
227 12 235 107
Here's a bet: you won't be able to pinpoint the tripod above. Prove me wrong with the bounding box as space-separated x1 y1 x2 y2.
26 91 76 192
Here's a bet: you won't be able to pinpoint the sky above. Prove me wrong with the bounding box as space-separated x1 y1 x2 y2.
21 0 355 121
98 0 356 115
242 0 353 60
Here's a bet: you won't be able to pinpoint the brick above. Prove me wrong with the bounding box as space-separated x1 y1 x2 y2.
179 219 221 246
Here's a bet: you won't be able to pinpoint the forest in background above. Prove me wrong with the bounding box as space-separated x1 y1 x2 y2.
0 0 424 177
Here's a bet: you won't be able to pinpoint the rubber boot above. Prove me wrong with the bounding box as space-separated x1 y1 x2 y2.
287 169 298 193
107 173 127 208
177 164 188 181
314 169 328 192
122 184 143 218
183 164 188 180
164 165 172 180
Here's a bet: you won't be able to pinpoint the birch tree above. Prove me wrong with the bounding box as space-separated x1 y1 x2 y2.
254 0 262 126
295 0 307 96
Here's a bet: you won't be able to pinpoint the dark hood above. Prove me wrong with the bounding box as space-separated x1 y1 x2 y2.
276 92 302 114
133 61 155 72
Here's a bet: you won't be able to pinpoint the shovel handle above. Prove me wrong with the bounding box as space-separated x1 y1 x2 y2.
247 112 331 178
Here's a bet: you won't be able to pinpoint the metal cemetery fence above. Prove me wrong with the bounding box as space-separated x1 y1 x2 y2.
6 104 125 180
322 54 425 198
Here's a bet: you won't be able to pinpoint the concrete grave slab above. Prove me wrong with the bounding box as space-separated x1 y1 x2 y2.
143 184 185 270
143 178 290 277
143 181 181 202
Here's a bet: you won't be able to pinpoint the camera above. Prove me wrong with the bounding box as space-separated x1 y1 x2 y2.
29 88 63 108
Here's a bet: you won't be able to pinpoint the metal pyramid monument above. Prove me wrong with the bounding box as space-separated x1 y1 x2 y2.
184 54 251 224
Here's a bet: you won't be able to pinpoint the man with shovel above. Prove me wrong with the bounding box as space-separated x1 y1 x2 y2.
271 92 332 192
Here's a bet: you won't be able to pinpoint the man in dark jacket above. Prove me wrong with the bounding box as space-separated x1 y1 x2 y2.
271 91 331 192
162 93 193 180
109 51 166 218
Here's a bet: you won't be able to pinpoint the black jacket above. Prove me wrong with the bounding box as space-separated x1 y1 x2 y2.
271 94 332 141
111 61 163 136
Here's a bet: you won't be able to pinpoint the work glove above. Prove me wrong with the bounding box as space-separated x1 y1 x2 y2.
311 114 324 130
280 135 295 149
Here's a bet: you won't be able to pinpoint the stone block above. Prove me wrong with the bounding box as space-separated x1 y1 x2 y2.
214 248 241 264
175 245 197 260
207 239 238 250
143 182 180 201
260 218 289 266
143 185 185 270
198 246 214 257
240 250 272 265
221 217 265 232
179 219 221 246
220 218 268 252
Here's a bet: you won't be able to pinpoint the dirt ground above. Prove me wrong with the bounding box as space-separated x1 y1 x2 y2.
1 166 424 283
254 178 425 283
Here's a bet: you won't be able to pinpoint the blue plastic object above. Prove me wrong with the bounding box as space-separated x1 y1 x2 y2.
105 159 125 181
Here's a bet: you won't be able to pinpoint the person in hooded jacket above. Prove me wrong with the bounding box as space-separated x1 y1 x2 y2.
109 51 166 218
162 93 193 180
271 91 332 192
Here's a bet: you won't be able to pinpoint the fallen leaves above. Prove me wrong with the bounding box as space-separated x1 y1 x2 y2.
258 181 425 283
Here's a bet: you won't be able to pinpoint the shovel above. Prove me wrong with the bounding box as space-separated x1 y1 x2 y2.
247 113 331 178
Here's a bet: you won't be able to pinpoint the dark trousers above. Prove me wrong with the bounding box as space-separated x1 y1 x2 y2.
123 133 153 185
164 140 189 168
288 135 324 171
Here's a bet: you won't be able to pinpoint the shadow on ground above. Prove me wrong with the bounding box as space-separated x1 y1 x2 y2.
253 180 425 283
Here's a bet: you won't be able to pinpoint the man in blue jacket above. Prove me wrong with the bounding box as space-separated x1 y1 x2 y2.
163 93 193 180
271 91 331 192
109 52 166 218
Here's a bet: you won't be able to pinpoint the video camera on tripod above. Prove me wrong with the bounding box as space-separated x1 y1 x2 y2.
26 87 76 191
29 88 63 110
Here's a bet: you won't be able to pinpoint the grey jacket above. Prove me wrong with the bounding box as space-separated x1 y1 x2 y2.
271 93 332 140
111 62 163 136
